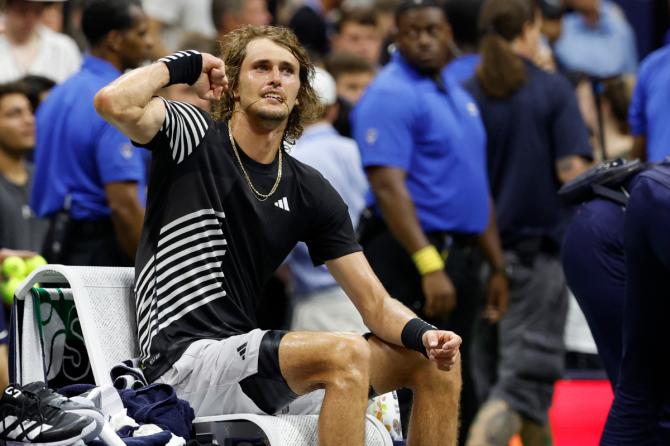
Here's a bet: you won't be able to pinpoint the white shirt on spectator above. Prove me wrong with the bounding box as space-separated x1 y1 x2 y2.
142 0 216 52
0 25 81 84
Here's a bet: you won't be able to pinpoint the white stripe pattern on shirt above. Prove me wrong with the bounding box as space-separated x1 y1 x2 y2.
159 98 208 164
158 50 201 64
135 208 227 359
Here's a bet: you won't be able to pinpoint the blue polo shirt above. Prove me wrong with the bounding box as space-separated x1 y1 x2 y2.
31 55 147 220
445 54 480 85
352 52 489 234
554 1 637 78
628 44 670 162
464 60 592 247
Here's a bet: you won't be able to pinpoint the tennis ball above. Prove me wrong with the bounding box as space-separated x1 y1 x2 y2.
2 256 26 279
1 277 22 305
25 255 47 274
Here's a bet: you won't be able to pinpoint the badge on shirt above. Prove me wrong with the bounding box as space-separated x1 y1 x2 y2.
466 102 479 117
120 143 134 160
366 128 378 145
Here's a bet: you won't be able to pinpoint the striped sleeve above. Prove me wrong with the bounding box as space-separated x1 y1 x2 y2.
140 98 209 164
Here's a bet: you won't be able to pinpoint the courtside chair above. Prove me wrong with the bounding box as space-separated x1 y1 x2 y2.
10 265 393 446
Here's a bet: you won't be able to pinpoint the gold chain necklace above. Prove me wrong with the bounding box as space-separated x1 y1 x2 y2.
228 120 283 202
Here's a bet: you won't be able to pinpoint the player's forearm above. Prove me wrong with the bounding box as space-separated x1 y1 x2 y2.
327 252 416 345
94 62 169 141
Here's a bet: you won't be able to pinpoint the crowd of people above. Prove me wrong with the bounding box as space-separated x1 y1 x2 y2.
0 0 669 444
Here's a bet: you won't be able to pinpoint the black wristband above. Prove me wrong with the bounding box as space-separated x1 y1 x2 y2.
401 318 437 358
159 50 203 86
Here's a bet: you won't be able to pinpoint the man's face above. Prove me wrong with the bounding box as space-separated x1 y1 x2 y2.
235 38 301 125
336 71 374 104
117 6 154 71
5 0 45 37
565 0 599 15
333 22 382 66
238 0 272 27
395 7 452 74
0 93 35 153
221 0 272 34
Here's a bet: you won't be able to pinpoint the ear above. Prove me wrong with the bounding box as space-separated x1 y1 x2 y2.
105 30 124 52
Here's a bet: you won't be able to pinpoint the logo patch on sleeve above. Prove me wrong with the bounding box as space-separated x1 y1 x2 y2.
120 143 134 159
366 128 378 145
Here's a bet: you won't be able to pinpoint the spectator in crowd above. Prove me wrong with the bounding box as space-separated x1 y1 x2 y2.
95 24 463 445
373 0 400 44
538 0 564 46
331 8 383 66
286 67 368 333
0 82 47 256
444 0 484 84
629 42 670 162
324 51 375 137
575 76 633 160
31 0 153 266
0 82 50 390
18 74 55 112
143 0 216 57
326 52 375 105
554 0 637 78
353 0 509 442
288 0 343 61
463 0 591 444
0 0 80 84
39 0 63 32
211 0 272 39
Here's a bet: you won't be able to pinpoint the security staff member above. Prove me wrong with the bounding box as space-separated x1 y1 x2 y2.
352 0 508 441
31 0 153 266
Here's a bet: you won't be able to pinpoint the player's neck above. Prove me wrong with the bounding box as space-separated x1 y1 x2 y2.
229 114 285 164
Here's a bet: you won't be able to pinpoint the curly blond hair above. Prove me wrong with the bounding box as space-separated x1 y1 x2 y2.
213 25 323 144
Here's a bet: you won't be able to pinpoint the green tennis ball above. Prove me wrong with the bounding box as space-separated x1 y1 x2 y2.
1 277 22 305
2 256 26 279
25 255 47 274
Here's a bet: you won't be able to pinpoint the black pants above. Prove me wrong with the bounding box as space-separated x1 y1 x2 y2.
44 217 133 267
362 226 484 444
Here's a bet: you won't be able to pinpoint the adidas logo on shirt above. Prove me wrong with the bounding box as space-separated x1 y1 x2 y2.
274 197 290 212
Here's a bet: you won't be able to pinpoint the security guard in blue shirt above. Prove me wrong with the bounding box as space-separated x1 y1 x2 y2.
31 0 153 266
352 0 508 442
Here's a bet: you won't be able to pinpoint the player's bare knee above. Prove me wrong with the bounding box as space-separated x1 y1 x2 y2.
325 334 370 389
410 351 461 393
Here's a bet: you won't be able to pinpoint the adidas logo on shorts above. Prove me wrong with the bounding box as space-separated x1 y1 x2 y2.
237 342 248 360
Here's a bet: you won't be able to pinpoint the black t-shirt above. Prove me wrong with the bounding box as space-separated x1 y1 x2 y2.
134 99 360 381
464 60 592 248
